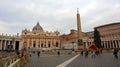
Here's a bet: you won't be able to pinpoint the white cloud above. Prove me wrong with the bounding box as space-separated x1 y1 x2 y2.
0 0 120 34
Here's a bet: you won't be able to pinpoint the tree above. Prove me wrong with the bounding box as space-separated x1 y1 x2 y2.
94 29 101 48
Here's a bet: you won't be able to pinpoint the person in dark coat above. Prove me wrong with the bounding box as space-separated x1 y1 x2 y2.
113 48 119 59
85 50 89 58
29 52 32 57
57 51 60 56
37 51 40 57
81 50 84 56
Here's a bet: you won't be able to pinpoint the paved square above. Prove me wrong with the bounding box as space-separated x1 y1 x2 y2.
28 53 120 67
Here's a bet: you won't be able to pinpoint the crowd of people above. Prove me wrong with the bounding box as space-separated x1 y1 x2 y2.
16 48 119 60
28 50 61 58
80 48 119 59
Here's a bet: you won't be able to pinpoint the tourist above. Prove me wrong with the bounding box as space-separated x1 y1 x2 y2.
85 50 89 58
29 52 32 57
57 51 60 56
91 51 96 58
21 49 24 57
113 48 119 59
81 50 84 56
37 51 40 57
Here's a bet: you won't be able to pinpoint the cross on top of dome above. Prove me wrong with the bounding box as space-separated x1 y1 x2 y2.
32 21 44 32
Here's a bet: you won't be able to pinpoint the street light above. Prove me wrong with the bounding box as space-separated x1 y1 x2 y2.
72 41 75 51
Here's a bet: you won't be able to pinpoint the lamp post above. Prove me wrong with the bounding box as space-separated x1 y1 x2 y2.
72 41 75 51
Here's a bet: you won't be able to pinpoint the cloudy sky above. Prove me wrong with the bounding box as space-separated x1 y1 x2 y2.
0 0 120 35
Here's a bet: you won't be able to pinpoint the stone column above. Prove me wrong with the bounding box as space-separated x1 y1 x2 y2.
13 40 16 50
115 40 118 48
45 39 47 48
109 40 113 48
36 39 39 48
107 41 110 48
0 40 2 50
40 39 41 48
41 39 43 48
106 41 108 48
8 40 10 45
104 41 107 48
25 39 27 49
58 40 60 48
53 39 55 48
4 40 7 50
43 38 47 48
111 40 114 48
101 41 103 48
27 39 29 48
38 39 40 48
2 40 5 50
102 41 104 48
85 42 87 48
31 39 33 48
109 41 112 49
6 40 8 50
50 39 52 48
18 41 20 50
118 40 120 48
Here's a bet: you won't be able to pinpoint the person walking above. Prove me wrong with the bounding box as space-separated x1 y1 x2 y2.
29 52 32 57
85 50 89 58
91 51 96 58
21 49 24 57
113 48 119 59
57 51 60 56
37 51 40 57
81 50 84 56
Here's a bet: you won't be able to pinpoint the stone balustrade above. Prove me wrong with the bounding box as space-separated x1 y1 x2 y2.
0 51 28 67
8 59 21 67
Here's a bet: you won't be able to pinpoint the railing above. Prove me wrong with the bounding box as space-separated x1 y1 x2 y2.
0 52 28 67
8 59 20 67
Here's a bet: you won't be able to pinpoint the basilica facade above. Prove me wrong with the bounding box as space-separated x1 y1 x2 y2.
21 22 60 50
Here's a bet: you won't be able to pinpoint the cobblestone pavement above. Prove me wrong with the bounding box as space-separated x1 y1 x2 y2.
28 53 75 67
66 53 120 67
28 53 120 67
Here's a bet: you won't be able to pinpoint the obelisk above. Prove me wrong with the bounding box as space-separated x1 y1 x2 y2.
76 8 83 49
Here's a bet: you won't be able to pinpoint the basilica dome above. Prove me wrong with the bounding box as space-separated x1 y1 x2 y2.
32 22 44 32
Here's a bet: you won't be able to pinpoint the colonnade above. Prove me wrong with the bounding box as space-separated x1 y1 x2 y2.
101 39 120 49
0 35 22 50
